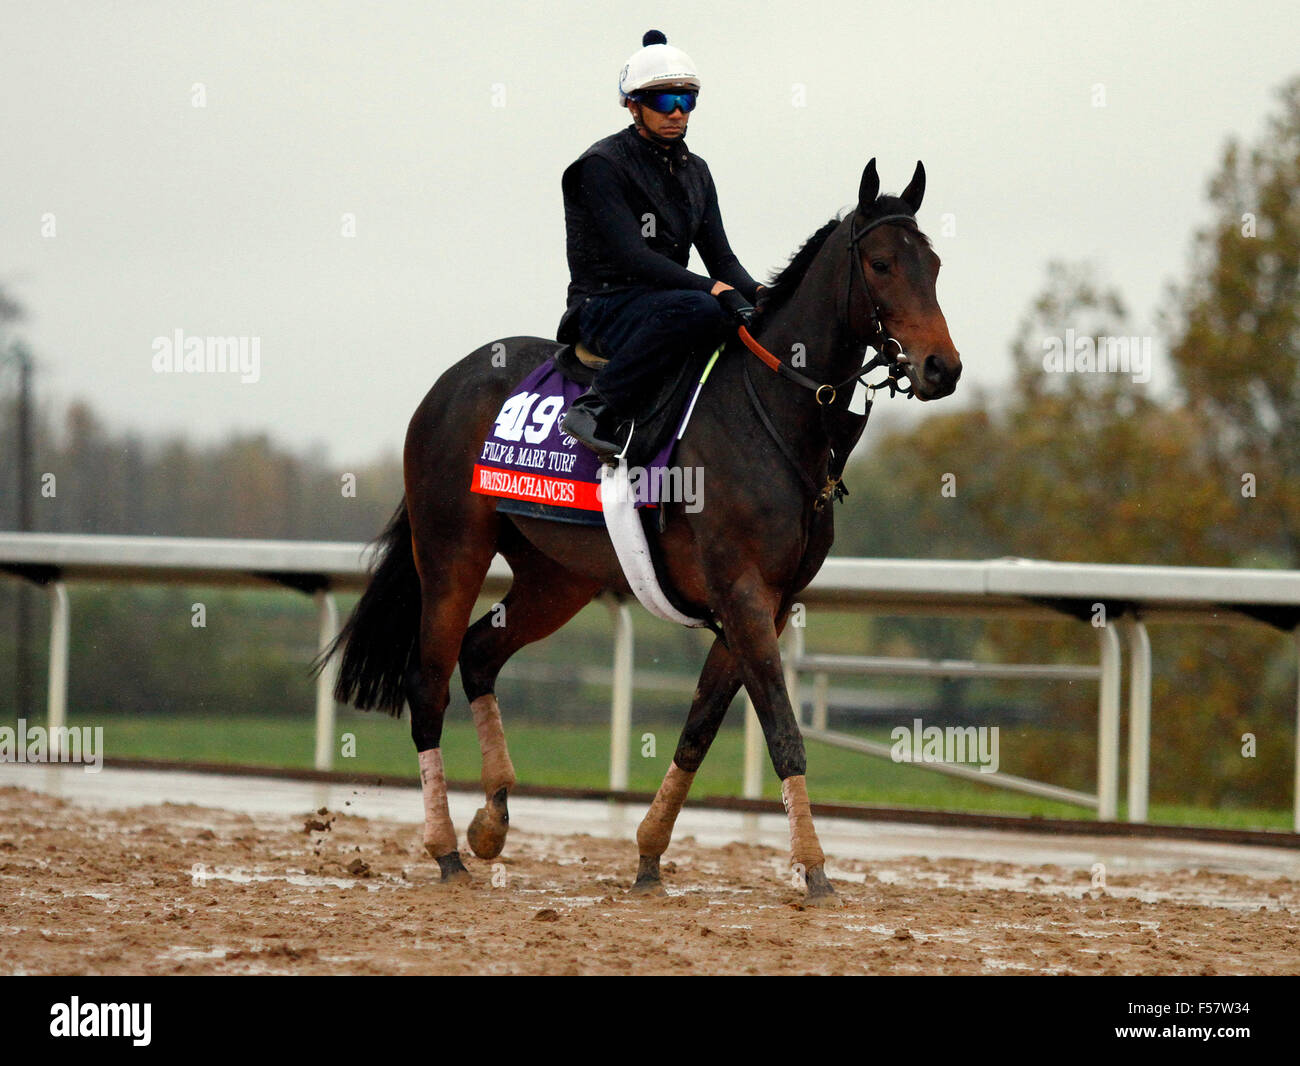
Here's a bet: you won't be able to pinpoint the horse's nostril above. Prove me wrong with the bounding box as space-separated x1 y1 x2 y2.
923 354 961 386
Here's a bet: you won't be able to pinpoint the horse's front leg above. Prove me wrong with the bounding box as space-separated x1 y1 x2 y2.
721 575 839 907
632 637 744 895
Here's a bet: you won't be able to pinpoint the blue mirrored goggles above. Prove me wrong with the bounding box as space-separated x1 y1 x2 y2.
632 90 697 114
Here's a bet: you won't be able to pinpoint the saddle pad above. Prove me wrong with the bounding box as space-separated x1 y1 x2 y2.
471 357 678 527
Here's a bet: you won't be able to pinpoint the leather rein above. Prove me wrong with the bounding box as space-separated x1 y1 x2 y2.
736 212 922 509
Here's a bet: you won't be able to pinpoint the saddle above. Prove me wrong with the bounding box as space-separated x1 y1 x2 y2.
553 341 719 632
571 342 608 372
552 341 712 469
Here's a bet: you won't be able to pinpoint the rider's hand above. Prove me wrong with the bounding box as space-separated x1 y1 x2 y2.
714 287 756 326
710 281 734 296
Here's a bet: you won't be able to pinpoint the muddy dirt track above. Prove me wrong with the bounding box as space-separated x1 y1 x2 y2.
2 786 1299 975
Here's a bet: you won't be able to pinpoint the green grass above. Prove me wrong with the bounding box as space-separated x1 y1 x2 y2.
65 712 1294 831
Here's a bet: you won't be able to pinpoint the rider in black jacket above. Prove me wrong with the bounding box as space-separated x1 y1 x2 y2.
559 29 763 460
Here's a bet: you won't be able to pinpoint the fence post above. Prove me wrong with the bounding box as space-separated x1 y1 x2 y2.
313 591 339 772
46 581 70 757
1126 616 1151 823
812 672 829 732
607 599 633 791
1097 622 1122 820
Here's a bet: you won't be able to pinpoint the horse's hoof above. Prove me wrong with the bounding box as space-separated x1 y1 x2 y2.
803 865 842 908
803 888 843 908
628 854 665 896
467 806 508 859
434 849 472 884
628 877 666 897
466 788 510 860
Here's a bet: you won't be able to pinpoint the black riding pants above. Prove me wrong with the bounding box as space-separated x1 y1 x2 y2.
576 287 728 415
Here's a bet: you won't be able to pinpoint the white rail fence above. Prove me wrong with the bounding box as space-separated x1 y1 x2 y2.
2 533 1299 828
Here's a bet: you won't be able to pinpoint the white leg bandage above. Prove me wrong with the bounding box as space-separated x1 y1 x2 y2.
636 762 697 857
418 748 458 857
782 774 825 870
470 694 516 797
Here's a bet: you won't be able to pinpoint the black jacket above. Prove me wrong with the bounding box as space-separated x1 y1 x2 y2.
557 124 759 343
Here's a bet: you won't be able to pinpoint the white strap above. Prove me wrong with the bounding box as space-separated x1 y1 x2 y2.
599 462 706 628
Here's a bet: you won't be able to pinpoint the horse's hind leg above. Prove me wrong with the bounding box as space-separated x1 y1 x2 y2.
631 636 743 896
407 519 498 883
458 536 602 859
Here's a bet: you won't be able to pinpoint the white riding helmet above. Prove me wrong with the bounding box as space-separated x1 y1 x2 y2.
618 29 700 105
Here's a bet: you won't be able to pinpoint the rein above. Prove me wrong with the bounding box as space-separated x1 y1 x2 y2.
736 211 922 509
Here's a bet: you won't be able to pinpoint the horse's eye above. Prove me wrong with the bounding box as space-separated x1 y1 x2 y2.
871 261 889 275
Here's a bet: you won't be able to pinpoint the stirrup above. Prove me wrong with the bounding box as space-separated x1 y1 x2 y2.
562 413 621 464
611 420 635 465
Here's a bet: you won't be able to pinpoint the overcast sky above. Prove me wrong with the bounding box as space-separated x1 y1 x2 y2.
2 1 1297 465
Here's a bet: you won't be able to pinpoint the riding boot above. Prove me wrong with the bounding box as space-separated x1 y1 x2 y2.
561 388 627 464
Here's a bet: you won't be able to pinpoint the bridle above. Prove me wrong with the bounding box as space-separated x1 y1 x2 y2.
735 211 923 509
737 211 922 406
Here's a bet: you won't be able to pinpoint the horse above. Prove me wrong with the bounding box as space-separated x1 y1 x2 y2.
325 158 961 906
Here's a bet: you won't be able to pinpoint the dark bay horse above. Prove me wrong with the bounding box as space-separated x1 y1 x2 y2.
328 158 961 906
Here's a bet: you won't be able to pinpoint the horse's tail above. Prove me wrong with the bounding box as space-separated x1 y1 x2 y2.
315 498 420 715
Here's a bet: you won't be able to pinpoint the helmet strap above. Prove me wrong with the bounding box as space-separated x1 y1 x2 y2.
628 101 681 147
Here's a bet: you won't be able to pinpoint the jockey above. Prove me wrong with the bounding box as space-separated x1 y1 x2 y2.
558 29 763 460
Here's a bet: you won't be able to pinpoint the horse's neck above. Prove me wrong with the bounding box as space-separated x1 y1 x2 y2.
744 221 866 445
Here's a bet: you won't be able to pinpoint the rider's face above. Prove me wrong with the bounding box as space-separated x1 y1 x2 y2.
628 92 690 140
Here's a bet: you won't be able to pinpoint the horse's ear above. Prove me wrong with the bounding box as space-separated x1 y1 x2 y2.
901 161 926 212
857 158 880 211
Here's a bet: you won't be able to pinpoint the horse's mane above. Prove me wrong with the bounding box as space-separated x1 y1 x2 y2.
756 214 843 320
755 197 930 322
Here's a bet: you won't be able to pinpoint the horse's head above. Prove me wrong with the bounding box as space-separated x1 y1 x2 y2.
850 159 961 400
